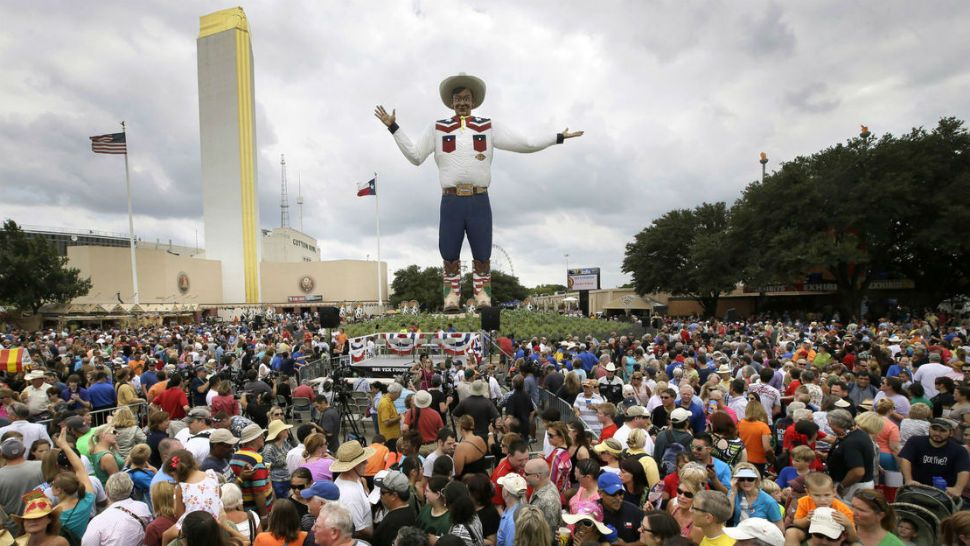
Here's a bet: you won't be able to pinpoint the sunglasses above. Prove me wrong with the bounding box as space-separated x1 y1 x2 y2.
737 477 757 483
691 445 707 451
576 520 594 528
290 483 306 490
677 489 694 498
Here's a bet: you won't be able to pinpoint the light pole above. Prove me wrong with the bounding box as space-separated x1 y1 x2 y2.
759 151 768 183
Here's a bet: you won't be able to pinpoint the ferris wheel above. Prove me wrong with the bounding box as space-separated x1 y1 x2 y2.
491 244 515 277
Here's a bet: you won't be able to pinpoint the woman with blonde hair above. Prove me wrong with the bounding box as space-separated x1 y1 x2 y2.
115 368 145 408
873 399 902 477
88 424 124 488
556 370 582 405
513 505 551 546
942 511 970 546
144 482 178 546
545 421 572 493
668 463 706 541
625 428 660 487
899 402 931 446
453 415 488 478
298 432 333 482
855 411 885 486
112 405 146 459
728 462 782 529
221 483 260 545
738 399 773 473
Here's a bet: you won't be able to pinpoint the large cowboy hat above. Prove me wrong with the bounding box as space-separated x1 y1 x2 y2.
439 73 486 109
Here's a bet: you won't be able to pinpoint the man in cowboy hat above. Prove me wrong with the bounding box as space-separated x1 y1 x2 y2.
19 370 52 418
375 73 583 311
452 379 499 440
331 440 376 540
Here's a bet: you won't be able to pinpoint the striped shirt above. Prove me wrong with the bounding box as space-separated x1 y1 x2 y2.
229 450 272 511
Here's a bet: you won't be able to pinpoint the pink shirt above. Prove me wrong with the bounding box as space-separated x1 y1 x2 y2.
875 417 900 454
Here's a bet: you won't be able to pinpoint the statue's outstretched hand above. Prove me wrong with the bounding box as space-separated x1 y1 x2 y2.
562 127 584 139
375 105 396 128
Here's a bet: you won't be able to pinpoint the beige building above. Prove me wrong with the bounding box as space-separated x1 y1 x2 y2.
261 227 320 263
65 245 387 307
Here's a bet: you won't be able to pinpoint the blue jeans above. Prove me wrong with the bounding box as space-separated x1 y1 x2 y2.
439 193 492 261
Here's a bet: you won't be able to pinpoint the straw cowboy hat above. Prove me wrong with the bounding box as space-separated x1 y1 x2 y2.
439 73 486 109
330 440 376 473
265 420 293 442
13 491 58 522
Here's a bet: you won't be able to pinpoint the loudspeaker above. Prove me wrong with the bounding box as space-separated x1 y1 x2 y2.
253 315 263 329
481 307 501 331
319 306 341 328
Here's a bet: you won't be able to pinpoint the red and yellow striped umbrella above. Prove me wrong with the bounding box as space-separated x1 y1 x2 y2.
0 348 30 373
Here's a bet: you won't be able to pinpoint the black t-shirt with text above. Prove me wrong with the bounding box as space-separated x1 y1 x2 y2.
899 436 970 487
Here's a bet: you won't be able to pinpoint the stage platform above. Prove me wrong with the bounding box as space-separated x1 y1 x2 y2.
348 354 449 377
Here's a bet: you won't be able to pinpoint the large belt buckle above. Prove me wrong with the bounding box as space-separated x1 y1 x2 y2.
455 183 474 197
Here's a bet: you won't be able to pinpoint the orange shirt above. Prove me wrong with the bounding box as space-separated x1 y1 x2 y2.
794 496 854 522
254 531 307 546
147 380 168 403
738 419 771 464
364 443 390 476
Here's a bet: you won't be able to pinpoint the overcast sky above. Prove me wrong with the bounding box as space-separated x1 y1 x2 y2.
2 1 969 289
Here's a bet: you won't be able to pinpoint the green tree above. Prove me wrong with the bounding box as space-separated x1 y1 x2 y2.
532 284 567 296
389 265 443 310
732 118 970 317
0 220 92 313
622 202 736 317
460 270 529 304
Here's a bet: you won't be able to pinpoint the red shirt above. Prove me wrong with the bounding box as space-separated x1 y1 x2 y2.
785 380 801 397
404 407 445 444
293 385 314 400
783 424 823 471
600 423 618 441
490 458 525 506
156 386 189 419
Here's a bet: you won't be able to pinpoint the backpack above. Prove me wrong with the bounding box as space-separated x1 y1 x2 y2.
125 468 152 503
659 430 689 477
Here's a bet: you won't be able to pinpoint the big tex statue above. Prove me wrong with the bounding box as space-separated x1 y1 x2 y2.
375 73 583 312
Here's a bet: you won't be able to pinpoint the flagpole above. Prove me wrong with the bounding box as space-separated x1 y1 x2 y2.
122 121 139 305
374 172 383 313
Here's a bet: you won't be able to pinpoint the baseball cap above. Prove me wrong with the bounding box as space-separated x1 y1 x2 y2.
300 480 341 500
724 518 784 546
497 473 527 495
671 408 691 423
597 472 623 495
931 418 958 430
1 438 26 459
625 405 648 418
809 507 845 539
368 470 409 504
64 415 90 434
208 428 239 445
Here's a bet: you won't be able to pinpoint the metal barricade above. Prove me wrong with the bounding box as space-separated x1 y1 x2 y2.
539 388 576 425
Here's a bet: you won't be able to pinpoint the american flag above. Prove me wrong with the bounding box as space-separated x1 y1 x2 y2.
89 132 127 154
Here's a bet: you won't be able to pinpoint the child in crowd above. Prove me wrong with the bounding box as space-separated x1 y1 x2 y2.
125 443 157 510
170 449 223 524
896 518 918 546
761 479 785 519
776 445 814 502
784 472 856 546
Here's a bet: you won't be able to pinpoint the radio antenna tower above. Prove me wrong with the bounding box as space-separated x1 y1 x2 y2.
296 172 304 232
279 154 290 228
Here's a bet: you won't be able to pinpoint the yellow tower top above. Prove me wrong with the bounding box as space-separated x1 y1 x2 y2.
199 7 249 39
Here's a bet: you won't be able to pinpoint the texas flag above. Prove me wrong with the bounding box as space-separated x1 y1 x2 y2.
356 178 376 197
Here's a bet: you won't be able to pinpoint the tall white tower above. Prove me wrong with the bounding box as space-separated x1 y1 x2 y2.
197 7 261 303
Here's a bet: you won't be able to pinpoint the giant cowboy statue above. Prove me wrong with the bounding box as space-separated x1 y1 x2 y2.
375 73 583 312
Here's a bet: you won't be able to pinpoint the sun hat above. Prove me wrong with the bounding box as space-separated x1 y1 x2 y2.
25 370 45 381
625 405 648 418
238 424 265 444
592 438 623 456
265 420 293 441
834 399 852 408
604 363 617 372
734 467 760 479
208 428 239 445
717 364 732 374
497 473 527 495
414 390 433 409
439 73 486 109
330 440 376 473
809 507 844 539
562 510 612 535
671 407 692 423
300 480 340 501
724 517 785 546
13 491 58 521
469 379 488 397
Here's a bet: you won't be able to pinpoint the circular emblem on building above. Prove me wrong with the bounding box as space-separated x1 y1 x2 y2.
621 295 635 305
299 275 315 293
177 272 190 294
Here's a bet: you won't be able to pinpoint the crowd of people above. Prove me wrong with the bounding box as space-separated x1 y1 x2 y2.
3 312 970 546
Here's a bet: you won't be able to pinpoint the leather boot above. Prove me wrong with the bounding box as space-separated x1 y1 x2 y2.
442 260 462 312
472 259 492 308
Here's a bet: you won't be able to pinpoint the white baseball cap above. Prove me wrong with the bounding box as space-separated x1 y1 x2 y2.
725 518 784 546
809 507 845 539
